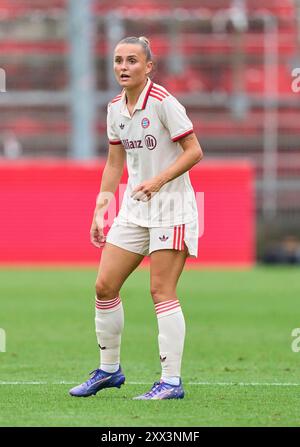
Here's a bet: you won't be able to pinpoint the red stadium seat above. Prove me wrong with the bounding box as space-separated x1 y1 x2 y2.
0 0 66 17
245 64 295 94
1 0 299 163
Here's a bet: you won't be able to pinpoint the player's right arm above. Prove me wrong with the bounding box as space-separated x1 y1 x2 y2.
90 143 125 248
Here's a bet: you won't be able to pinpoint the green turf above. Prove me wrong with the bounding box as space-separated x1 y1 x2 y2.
0 266 300 427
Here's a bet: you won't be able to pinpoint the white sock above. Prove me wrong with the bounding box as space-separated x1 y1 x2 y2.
99 364 119 373
154 299 185 385
95 295 124 373
162 376 180 386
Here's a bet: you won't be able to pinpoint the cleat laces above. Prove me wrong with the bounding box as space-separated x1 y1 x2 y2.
86 369 101 386
145 381 169 398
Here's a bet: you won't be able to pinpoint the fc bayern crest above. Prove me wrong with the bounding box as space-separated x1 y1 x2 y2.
141 117 150 129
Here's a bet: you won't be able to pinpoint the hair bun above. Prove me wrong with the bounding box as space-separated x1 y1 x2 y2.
139 36 150 46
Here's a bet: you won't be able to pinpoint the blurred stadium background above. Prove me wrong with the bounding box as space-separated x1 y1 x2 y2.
1 0 300 428
0 0 299 265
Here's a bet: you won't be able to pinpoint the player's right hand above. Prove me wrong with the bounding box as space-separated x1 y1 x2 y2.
90 214 106 248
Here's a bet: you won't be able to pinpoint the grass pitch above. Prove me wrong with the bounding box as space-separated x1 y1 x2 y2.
0 266 300 427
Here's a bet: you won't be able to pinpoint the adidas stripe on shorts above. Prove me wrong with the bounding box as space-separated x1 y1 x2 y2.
106 219 198 257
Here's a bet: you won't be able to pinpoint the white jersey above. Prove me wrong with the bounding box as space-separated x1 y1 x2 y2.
107 77 198 227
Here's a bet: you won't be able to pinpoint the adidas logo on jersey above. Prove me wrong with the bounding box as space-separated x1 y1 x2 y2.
160 355 167 362
159 235 169 242
119 123 125 129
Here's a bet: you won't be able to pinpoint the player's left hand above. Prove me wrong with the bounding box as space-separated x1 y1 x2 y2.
131 177 163 202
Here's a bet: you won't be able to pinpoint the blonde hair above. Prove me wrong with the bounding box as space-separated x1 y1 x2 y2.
116 36 153 62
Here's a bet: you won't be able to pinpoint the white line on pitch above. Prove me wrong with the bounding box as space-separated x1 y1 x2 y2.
0 381 300 387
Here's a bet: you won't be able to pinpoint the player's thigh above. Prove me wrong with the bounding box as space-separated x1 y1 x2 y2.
150 248 188 299
96 242 144 294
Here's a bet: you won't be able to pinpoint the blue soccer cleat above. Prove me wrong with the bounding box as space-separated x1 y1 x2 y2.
69 366 125 397
133 380 184 400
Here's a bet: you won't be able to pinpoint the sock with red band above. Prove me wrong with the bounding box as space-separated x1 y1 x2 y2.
154 299 186 386
95 296 124 373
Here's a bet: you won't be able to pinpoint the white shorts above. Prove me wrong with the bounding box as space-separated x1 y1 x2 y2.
106 219 198 257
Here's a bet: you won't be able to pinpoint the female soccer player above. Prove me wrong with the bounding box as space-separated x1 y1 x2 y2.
69 36 203 400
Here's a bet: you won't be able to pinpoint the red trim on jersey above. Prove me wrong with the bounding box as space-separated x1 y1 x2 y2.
172 129 194 142
153 84 169 96
151 89 168 98
149 93 163 102
150 90 168 100
152 85 169 96
141 81 153 110
109 140 122 145
152 86 169 97
150 90 167 99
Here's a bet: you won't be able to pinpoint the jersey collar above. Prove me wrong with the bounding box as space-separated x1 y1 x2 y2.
120 78 153 118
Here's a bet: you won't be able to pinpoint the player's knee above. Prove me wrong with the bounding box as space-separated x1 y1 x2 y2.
150 284 175 303
95 279 118 301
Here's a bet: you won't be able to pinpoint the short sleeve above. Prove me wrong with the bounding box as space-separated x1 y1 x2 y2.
107 103 121 145
159 96 193 142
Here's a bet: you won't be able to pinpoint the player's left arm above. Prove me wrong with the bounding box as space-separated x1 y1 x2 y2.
131 132 203 201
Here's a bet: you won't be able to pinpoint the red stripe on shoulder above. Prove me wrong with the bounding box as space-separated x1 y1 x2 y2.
111 97 122 104
152 84 169 96
149 93 163 102
151 90 168 100
110 91 123 104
